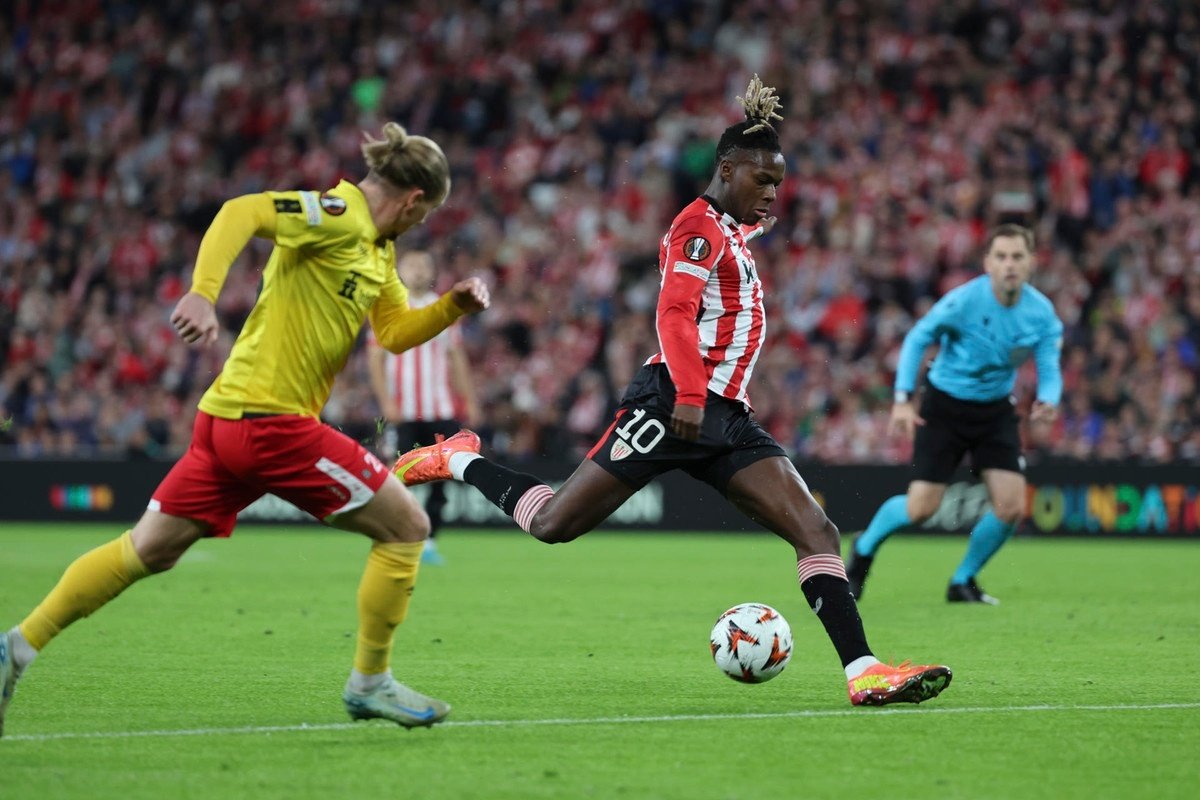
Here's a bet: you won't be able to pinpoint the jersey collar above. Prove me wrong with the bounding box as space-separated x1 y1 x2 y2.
983 274 1025 310
701 194 739 227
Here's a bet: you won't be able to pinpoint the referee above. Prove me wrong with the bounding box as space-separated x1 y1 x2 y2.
847 224 1063 604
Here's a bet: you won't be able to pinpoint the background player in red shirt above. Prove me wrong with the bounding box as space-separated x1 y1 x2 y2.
394 78 952 707
0 123 489 736
368 249 480 565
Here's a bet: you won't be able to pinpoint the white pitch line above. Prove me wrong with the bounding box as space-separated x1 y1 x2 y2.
5 702 1198 743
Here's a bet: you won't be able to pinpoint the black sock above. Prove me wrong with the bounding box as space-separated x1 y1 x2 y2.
799 574 873 668
462 459 545 517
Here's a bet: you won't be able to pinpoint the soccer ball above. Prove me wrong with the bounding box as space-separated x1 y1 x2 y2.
709 602 793 683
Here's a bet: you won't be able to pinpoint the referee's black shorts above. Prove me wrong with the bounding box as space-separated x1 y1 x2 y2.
912 383 1023 484
588 364 788 494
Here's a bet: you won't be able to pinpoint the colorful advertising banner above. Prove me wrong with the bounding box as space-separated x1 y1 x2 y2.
0 459 1196 537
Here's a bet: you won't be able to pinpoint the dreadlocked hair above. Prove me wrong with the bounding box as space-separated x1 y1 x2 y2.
716 74 783 160
361 122 451 204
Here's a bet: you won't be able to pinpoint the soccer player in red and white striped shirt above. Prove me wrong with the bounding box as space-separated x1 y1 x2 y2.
369 250 479 564
394 77 952 706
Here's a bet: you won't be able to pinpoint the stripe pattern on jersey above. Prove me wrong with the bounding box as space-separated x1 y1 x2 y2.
647 199 766 406
700 228 764 400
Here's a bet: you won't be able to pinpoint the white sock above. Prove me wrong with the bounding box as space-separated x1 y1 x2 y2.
8 626 37 674
346 668 390 695
844 655 881 679
448 451 482 481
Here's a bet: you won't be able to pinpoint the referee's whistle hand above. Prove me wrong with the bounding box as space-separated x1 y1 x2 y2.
670 404 703 441
170 292 219 347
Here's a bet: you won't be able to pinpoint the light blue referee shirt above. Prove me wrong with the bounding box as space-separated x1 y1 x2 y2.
895 275 1064 404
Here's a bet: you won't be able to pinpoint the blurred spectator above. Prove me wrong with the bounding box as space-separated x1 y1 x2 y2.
2 1 1199 466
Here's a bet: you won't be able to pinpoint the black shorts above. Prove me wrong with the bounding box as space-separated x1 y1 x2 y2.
588 364 788 493
912 384 1023 483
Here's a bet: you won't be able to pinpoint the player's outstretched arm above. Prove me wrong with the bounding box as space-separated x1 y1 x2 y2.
369 277 490 354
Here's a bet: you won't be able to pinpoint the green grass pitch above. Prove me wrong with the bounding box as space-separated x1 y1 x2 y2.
1 523 1197 799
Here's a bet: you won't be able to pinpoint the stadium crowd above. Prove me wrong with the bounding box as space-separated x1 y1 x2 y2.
2 0 1199 466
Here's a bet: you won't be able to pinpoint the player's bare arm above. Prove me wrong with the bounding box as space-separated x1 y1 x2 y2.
170 292 219 346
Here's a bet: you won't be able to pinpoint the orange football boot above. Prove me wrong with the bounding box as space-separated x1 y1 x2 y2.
392 430 481 485
848 660 952 706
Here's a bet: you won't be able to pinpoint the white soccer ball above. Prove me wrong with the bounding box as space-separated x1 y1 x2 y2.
710 602 793 683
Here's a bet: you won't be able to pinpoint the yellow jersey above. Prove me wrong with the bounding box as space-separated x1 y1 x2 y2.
197 180 463 420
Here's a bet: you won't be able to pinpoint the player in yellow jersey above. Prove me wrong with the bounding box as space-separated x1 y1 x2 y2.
0 123 489 736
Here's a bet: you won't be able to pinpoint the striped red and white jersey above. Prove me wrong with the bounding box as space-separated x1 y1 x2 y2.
370 291 461 421
645 196 765 408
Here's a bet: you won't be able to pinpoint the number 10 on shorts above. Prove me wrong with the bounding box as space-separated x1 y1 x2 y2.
614 408 667 454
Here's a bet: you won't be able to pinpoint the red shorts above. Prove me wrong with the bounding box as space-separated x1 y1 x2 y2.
151 412 390 537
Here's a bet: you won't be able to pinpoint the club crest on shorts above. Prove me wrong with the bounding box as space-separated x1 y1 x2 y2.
610 437 634 462
320 194 347 216
683 236 711 261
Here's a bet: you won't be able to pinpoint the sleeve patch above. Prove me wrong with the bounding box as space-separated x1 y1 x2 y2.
683 236 711 261
672 261 711 280
320 194 347 216
273 198 302 214
299 191 321 226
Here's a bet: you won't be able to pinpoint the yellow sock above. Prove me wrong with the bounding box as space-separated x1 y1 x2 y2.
354 541 423 675
19 531 150 651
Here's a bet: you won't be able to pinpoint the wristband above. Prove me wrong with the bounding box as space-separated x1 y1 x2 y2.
894 391 910 404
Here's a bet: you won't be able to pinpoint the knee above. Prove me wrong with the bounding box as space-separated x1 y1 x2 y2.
907 507 935 525
992 503 1023 527
819 516 839 544
790 513 839 553
408 508 432 541
528 509 585 545
139 551 180 574
134 539 188 574
377 507 431 544
907 498 939 524
132 534 185 574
